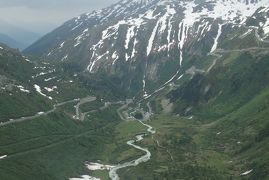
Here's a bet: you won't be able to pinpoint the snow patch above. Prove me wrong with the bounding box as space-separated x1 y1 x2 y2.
240 169 253 176
71 22 83 31
86 163 114 171
61 55 68 61
210 24 224 53
112 51 119 65
147 21 159 56
32 69 55 78
177 74 184 80
88 51 109 72
59 42 65 48
34 84 53 100
16 85 30 93
44 86 57 92
44 77 57 82
0 155 7 159
125 26 136 50
147 5 176 56
69 175 100 180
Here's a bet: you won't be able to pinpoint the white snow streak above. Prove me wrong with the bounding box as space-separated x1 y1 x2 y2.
0 155 7 159
69 175 100 180
34 84 53 100
240 169 253 176
86 163 114 171
210 24 223 53
44 77 57 82
125 26 136 50
147 21 159 56
147 5 176 56
44 86 57 92
16 85 30 93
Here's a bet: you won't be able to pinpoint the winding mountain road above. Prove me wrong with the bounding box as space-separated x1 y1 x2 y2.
206 26 269 73
73 96 97 121
71 98 158 180
0 99 80 127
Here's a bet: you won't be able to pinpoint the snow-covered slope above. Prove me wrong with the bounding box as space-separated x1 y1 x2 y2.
25 0 269 96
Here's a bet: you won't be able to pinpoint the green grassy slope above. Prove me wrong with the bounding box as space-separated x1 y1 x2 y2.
0 45 52 121
170 50 269 120
0 107 123 180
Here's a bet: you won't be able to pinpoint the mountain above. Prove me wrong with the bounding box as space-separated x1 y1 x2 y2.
0 43 93 122
24 0 269 97
0 20 41 50
0 44 52 121
0 33 26 50
2 0 269 180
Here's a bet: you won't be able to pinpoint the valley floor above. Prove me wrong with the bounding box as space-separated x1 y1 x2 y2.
0 92 267 180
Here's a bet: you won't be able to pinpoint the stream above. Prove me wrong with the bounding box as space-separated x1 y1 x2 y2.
109 120 155 180
70 120 155 180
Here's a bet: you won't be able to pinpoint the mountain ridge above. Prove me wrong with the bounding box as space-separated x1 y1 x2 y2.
24 0 269 99
1 0 269 179
0 20 41 50
0 33 26 50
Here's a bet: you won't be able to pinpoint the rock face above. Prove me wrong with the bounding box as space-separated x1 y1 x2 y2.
24 0 269 96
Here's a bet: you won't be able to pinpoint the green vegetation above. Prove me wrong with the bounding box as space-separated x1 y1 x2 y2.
0 107 121 180
0 90 146 180
0 91 51 122
80 100 103 112
1 17 269 179
170 50 269 120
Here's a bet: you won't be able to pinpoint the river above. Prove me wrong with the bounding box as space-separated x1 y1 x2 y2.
70 120 155 180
